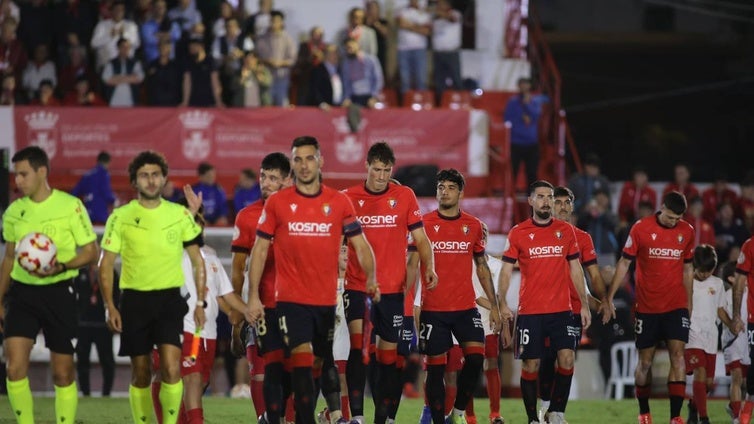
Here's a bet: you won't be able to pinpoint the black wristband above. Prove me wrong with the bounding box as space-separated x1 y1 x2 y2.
59 262 67 273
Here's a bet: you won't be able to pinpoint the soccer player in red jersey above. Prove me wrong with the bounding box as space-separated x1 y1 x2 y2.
246 136 379 424
230 152 291 423
498 180 591 424
342 142 437 424
733 235 754 423
410 168 502 424
536 186 609 422
606 191 695 424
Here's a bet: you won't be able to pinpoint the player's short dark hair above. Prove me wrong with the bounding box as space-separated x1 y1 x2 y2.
291 136 319 151
528 180 553 196
437 168 465 191
663 191 687 215
366 142 395 166
720 261 737 283
553 186 574 201
261 152 291 177
97 151 111 164
197 162 214 176
693 244 717 273
128 150 168 184
12 146 49 171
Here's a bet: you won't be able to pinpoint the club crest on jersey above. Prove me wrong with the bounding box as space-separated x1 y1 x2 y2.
289 204 297 213
322 204 331 216
433 225 440 233
528 233 534 240
707 287 716 295
651 233 657 240
358 200 365 208
462 224 469 235
677 234 684 244
388 198 397 208
555 230 562 239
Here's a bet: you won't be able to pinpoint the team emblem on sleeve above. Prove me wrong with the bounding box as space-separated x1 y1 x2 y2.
739 252 746 264
258 210 266 224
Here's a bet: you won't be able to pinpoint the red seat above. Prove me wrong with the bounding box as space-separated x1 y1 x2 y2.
373 88 398 109
440 90 472 110
402 90 435 110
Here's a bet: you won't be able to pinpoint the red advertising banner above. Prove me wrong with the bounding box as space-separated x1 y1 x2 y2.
13 107 480 177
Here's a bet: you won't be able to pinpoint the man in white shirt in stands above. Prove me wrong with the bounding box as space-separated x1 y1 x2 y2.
90 0 140 70
396 0 431 94
431 0 462 102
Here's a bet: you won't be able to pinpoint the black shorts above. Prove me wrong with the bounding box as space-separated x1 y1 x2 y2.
276 301 335 359
3 279 77 354
418 308 484 356
343 289 368 323
119 288 188 357
371 293 403 344
514 311 576 360
256 307 285 354
398 315 416 357
635 308 690 350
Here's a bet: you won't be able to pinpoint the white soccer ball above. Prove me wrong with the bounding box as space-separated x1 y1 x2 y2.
15 232 57 273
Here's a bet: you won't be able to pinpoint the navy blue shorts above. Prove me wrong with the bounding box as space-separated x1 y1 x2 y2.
276 301 335 359
398 315 417 356
634 308 690 350
371 293 403 344
514 311 576 360
418 308 484 356
256 307 285 354
344 289 368 322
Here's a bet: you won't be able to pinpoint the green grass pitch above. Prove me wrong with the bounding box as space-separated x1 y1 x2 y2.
0 396 738 423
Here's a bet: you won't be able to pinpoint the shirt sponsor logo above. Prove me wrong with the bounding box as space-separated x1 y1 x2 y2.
528 245 564 257
357 214 398 226
287 222 333 236
648 247 683 258
431 240 471 252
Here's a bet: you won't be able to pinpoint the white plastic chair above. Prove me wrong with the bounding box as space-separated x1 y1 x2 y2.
604 341 638 399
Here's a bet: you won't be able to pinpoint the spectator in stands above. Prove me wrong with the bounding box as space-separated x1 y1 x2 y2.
431 0 462 102
30 78 60 106
21 44 56 101
132 0 152 24
233 168 261 213
702 172 740 223
212 0 234 40
140 0 181 65
52 0 97 66
617 166 657 226
57 45 95 97
616 200 654 260
17 0 52 60
504 76 549 188
211 16 253 105
739 173 754 232
293 25 326 106
0 0 19 25
686 196 715 247
0 17 27 83
714 202 749 263
308 43 342 108
72 151 115 225
243 0 277 41
255 10 295 106
577 188 619 267
181 36 223 107
63 74 106 106
101 37 144 107
90 0 140 70
567 153 611 214
192 162 229 225
0 72 23 105
364 0 388 76
168 0 202 36
396 0 431 93
337 7 377 58
662 162 699 202
232 50 271 107
341 36 383 108
145 39 182 106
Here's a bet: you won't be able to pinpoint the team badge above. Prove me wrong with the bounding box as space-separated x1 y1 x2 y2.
739 252 746 264
433 225 440 233
388 198 397 208
625 235 633 248
555 230 562 239
259 210 267 224
322 204 331 216
358 200 365 208
708 287 716 295
528 233 534 240
462 224 469 235
677 234 684 244
651 233 657 240
211 263 218 273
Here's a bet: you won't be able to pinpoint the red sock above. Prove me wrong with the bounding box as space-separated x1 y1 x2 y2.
693 381 708 417
285 394 295 422
251 379 265 417
341 394 350 419
732 401 742 417
151 381 163 424
185 408 204 424
466 397 475 417
486 368 501 416
445 385 457 415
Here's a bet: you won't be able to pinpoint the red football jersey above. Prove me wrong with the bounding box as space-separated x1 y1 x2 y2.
231 200 277 308
503 218 580 315
736 237 754 322
419 210 485 312
343 182 423 294
568 225 598 314
622 214 695 313
256 185 362 306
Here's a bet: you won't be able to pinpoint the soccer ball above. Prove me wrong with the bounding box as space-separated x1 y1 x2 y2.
15 232 57 273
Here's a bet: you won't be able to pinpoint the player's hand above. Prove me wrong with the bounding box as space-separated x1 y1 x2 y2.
246 297 264 323
105 305 122 333
194 306 206 330
732 316 746 335
423 269 438 290
499 303 514 321
183 185 203 215
489 305 503 334
229 310 244 326
500 318 513 348
366 279 381 303
597 299 616 324
580 304 592 330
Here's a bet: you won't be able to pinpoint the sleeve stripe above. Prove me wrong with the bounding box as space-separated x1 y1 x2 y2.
231 245 251 254
736 268 750 276
566 253 580 261
502 256 517 264
344 228 363 238
683 258 693 264
256 229 273 240
183 233 203 248
408 245 418 252
581 258 598 267
407 221 423 231
621 252 636 261
473 251 486 258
